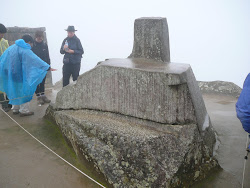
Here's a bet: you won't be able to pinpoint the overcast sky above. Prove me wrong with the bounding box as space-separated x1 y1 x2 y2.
2 0 250 87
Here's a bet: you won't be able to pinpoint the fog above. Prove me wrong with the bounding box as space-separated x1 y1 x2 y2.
2 0 250 87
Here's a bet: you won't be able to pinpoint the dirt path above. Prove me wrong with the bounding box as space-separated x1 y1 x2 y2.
0 90 102 188
193 94 249 188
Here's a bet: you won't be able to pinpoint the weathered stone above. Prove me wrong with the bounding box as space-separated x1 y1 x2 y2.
4 27 53 88
54 58 216 152
129 17 170 62
47 17 219 187
45 106 219 188
198 81 242 97
55 58 196 124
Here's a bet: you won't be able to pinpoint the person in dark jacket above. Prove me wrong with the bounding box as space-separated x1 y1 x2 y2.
32 31 51 105
60 26 84 87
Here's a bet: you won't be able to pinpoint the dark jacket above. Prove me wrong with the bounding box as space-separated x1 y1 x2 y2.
60 35 84 64
32 41 51 65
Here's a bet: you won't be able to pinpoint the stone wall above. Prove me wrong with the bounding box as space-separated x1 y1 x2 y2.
5 27 53 88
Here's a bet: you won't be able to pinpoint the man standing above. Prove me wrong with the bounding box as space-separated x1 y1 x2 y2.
60 26 84 87
0 35 54 116
32 30 51 105
0 23 12 112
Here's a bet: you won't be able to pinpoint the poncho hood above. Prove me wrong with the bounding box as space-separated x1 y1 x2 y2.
15 39 31 49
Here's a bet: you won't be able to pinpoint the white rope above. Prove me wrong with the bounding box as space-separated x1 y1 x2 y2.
242 133 249 188
0 108 106 188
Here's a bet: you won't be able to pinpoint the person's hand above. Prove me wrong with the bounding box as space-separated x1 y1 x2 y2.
64 45 69 52
63 45 68 50
68 49 74 54
50 68 57 71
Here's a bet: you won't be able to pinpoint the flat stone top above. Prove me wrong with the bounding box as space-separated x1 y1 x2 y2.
6 27 46 33
58 109 196 140
100 58 190 75
136 17 166 20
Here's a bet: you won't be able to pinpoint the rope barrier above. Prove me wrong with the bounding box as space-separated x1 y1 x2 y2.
0 108 106 188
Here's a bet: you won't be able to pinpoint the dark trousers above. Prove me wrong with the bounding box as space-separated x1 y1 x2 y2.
35 76 46 96
63 63 81 87
0 93 12 109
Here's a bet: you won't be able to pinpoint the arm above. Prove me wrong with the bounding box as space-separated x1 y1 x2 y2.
60 39 66 54
25 50 50 71
22 50 52 87
5 40 9 48
73 39 84 55
45 43 51 65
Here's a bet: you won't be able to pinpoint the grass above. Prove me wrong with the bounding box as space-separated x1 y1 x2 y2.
24 118 112 188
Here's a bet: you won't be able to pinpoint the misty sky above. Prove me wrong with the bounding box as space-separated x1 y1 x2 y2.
1 0 250 87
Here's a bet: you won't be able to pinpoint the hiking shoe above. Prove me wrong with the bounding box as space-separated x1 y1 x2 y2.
42 95 51 103
20 112 34 117
3 107 11 112
37 96 45 105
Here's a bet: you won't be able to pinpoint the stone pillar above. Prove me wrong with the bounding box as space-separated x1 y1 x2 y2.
129 17 170 63
4 27 53 88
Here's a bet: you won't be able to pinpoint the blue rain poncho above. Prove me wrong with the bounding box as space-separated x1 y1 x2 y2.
0 39 50 105
236 73 250 133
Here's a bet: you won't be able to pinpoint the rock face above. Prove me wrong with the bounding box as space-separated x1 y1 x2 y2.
198 81 242 97
46 17 219 187
5 27 53 88
46 107 218 187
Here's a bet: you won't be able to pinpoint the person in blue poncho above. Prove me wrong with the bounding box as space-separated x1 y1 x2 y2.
236 73 250 133
0 35 56 116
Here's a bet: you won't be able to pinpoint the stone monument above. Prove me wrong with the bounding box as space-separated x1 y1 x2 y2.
4 27 53 88
46 18 219 187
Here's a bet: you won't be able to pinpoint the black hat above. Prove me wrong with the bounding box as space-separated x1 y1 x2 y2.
0 24 7 33
22 35 34 43
65 26 77 32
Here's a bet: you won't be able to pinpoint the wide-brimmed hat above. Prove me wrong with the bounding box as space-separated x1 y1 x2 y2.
65 26 77 32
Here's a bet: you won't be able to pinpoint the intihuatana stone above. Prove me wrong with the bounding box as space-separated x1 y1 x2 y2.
46 17 219 187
